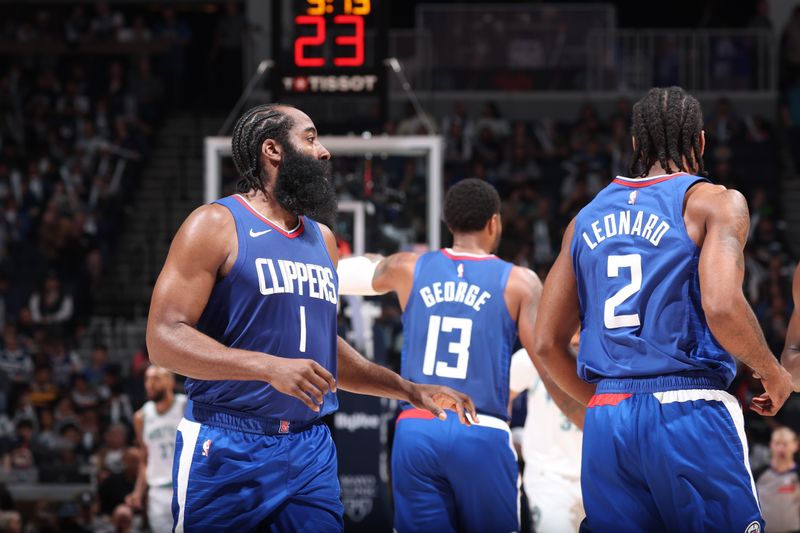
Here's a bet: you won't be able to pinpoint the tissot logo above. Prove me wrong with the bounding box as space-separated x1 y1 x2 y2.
282 75 379 93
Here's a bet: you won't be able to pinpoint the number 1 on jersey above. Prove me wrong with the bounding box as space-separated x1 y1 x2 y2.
299 305 307 352
604 254 642 329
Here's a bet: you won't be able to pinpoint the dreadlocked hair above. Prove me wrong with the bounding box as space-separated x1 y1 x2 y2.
231 103 295 194
629 87 706 178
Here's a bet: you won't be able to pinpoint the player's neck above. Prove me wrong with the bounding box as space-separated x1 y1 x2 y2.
451 236 492 256
642 160 695 179
155 393 175 415
771 458 797 472
241 188 300 231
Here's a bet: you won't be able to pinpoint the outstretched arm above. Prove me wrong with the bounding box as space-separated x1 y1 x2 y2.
694 188 793 415
532 220 596 406
338 252 418 309
782 264 800 390
510 266 586 428
319 227 477 424
147 205 336 413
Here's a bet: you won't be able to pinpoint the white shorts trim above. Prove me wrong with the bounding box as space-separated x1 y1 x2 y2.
652 389 760 510
174 418 201 533
468 413 521 529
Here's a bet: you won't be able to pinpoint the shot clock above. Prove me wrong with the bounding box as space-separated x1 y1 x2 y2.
272 0 388 133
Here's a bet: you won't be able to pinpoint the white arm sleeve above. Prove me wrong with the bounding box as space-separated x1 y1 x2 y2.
509 348 539 393
337 256 381 296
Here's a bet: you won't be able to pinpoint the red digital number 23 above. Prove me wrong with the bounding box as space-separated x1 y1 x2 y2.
294 16 325 67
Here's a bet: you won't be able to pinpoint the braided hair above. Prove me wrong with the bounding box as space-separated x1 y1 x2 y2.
230 104 295 194
630 87 706 177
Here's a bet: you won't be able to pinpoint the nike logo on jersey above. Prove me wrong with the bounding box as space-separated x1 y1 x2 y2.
250 228 272 238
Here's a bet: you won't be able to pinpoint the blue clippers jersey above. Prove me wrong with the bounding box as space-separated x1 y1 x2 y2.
570 173 736 387
401 250 517 420
188 195 339 422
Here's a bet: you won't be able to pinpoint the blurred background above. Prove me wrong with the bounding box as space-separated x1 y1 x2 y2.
0 0 797 531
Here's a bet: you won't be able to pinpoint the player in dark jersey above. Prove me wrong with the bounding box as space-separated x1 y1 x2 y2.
146 103 476 531
337 179 583 533
533 87 793 532
784 263 800 390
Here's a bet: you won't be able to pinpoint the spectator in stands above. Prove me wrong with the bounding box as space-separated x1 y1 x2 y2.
29 273 74 332
45 337 82 388
95 423 129 476
0 324 32 385
29 366 58 408
749 0 773 30
63 4 89 45
89 1 125 42
71 373 99 410
706 97 744 145
3 419 36 479
475 101 510 140
98 447 139 515
0 510 21 533
756 427 800 533
210 0 248 104
157 7 191 104
117 15 152 44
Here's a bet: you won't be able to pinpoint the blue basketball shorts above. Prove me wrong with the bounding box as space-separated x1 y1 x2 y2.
391 408 520 533
170 401 344 532
580 384 763 533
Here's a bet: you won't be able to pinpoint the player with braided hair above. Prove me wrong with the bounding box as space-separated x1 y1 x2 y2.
147 103 476 530
534 86 792 531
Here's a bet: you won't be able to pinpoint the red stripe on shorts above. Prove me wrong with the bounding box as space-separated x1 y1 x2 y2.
588 393 633 408
396 408 437 423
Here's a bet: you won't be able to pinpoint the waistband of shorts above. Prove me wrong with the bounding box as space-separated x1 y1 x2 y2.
185 399 322 436
397 408 509 432
595 373 727 394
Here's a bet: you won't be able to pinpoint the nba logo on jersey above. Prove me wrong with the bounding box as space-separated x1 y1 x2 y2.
628 191 638 205
457 264 464 278
279 420 290 434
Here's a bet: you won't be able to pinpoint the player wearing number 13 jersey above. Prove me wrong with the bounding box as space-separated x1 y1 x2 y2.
337 179 583 533
534 87 793 533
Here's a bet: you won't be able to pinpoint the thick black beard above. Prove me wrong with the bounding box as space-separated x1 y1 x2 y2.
274 144 337 229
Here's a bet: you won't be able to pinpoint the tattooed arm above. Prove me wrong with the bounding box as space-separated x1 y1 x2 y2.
509 266 586 428
693 187 792 415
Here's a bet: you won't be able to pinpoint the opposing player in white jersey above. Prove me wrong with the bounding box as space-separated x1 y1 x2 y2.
127 366 186 532
509 334 584 533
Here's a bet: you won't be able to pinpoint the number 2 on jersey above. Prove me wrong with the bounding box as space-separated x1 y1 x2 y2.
422 315 472 379
604 254 642 329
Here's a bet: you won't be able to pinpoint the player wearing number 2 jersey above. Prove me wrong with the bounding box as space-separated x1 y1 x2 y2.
534 87 793 532
338 179 583 533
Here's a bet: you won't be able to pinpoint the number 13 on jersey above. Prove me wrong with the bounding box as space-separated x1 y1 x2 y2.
422 315 473 379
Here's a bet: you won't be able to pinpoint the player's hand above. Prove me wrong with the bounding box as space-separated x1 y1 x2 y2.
125 492 142 510
751 365 793 416
264 355 337 412
407 384 479 426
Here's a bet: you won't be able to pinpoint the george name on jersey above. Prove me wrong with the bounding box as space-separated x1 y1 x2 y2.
418 281 491 312
255 258 338 304
581 209 671 250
